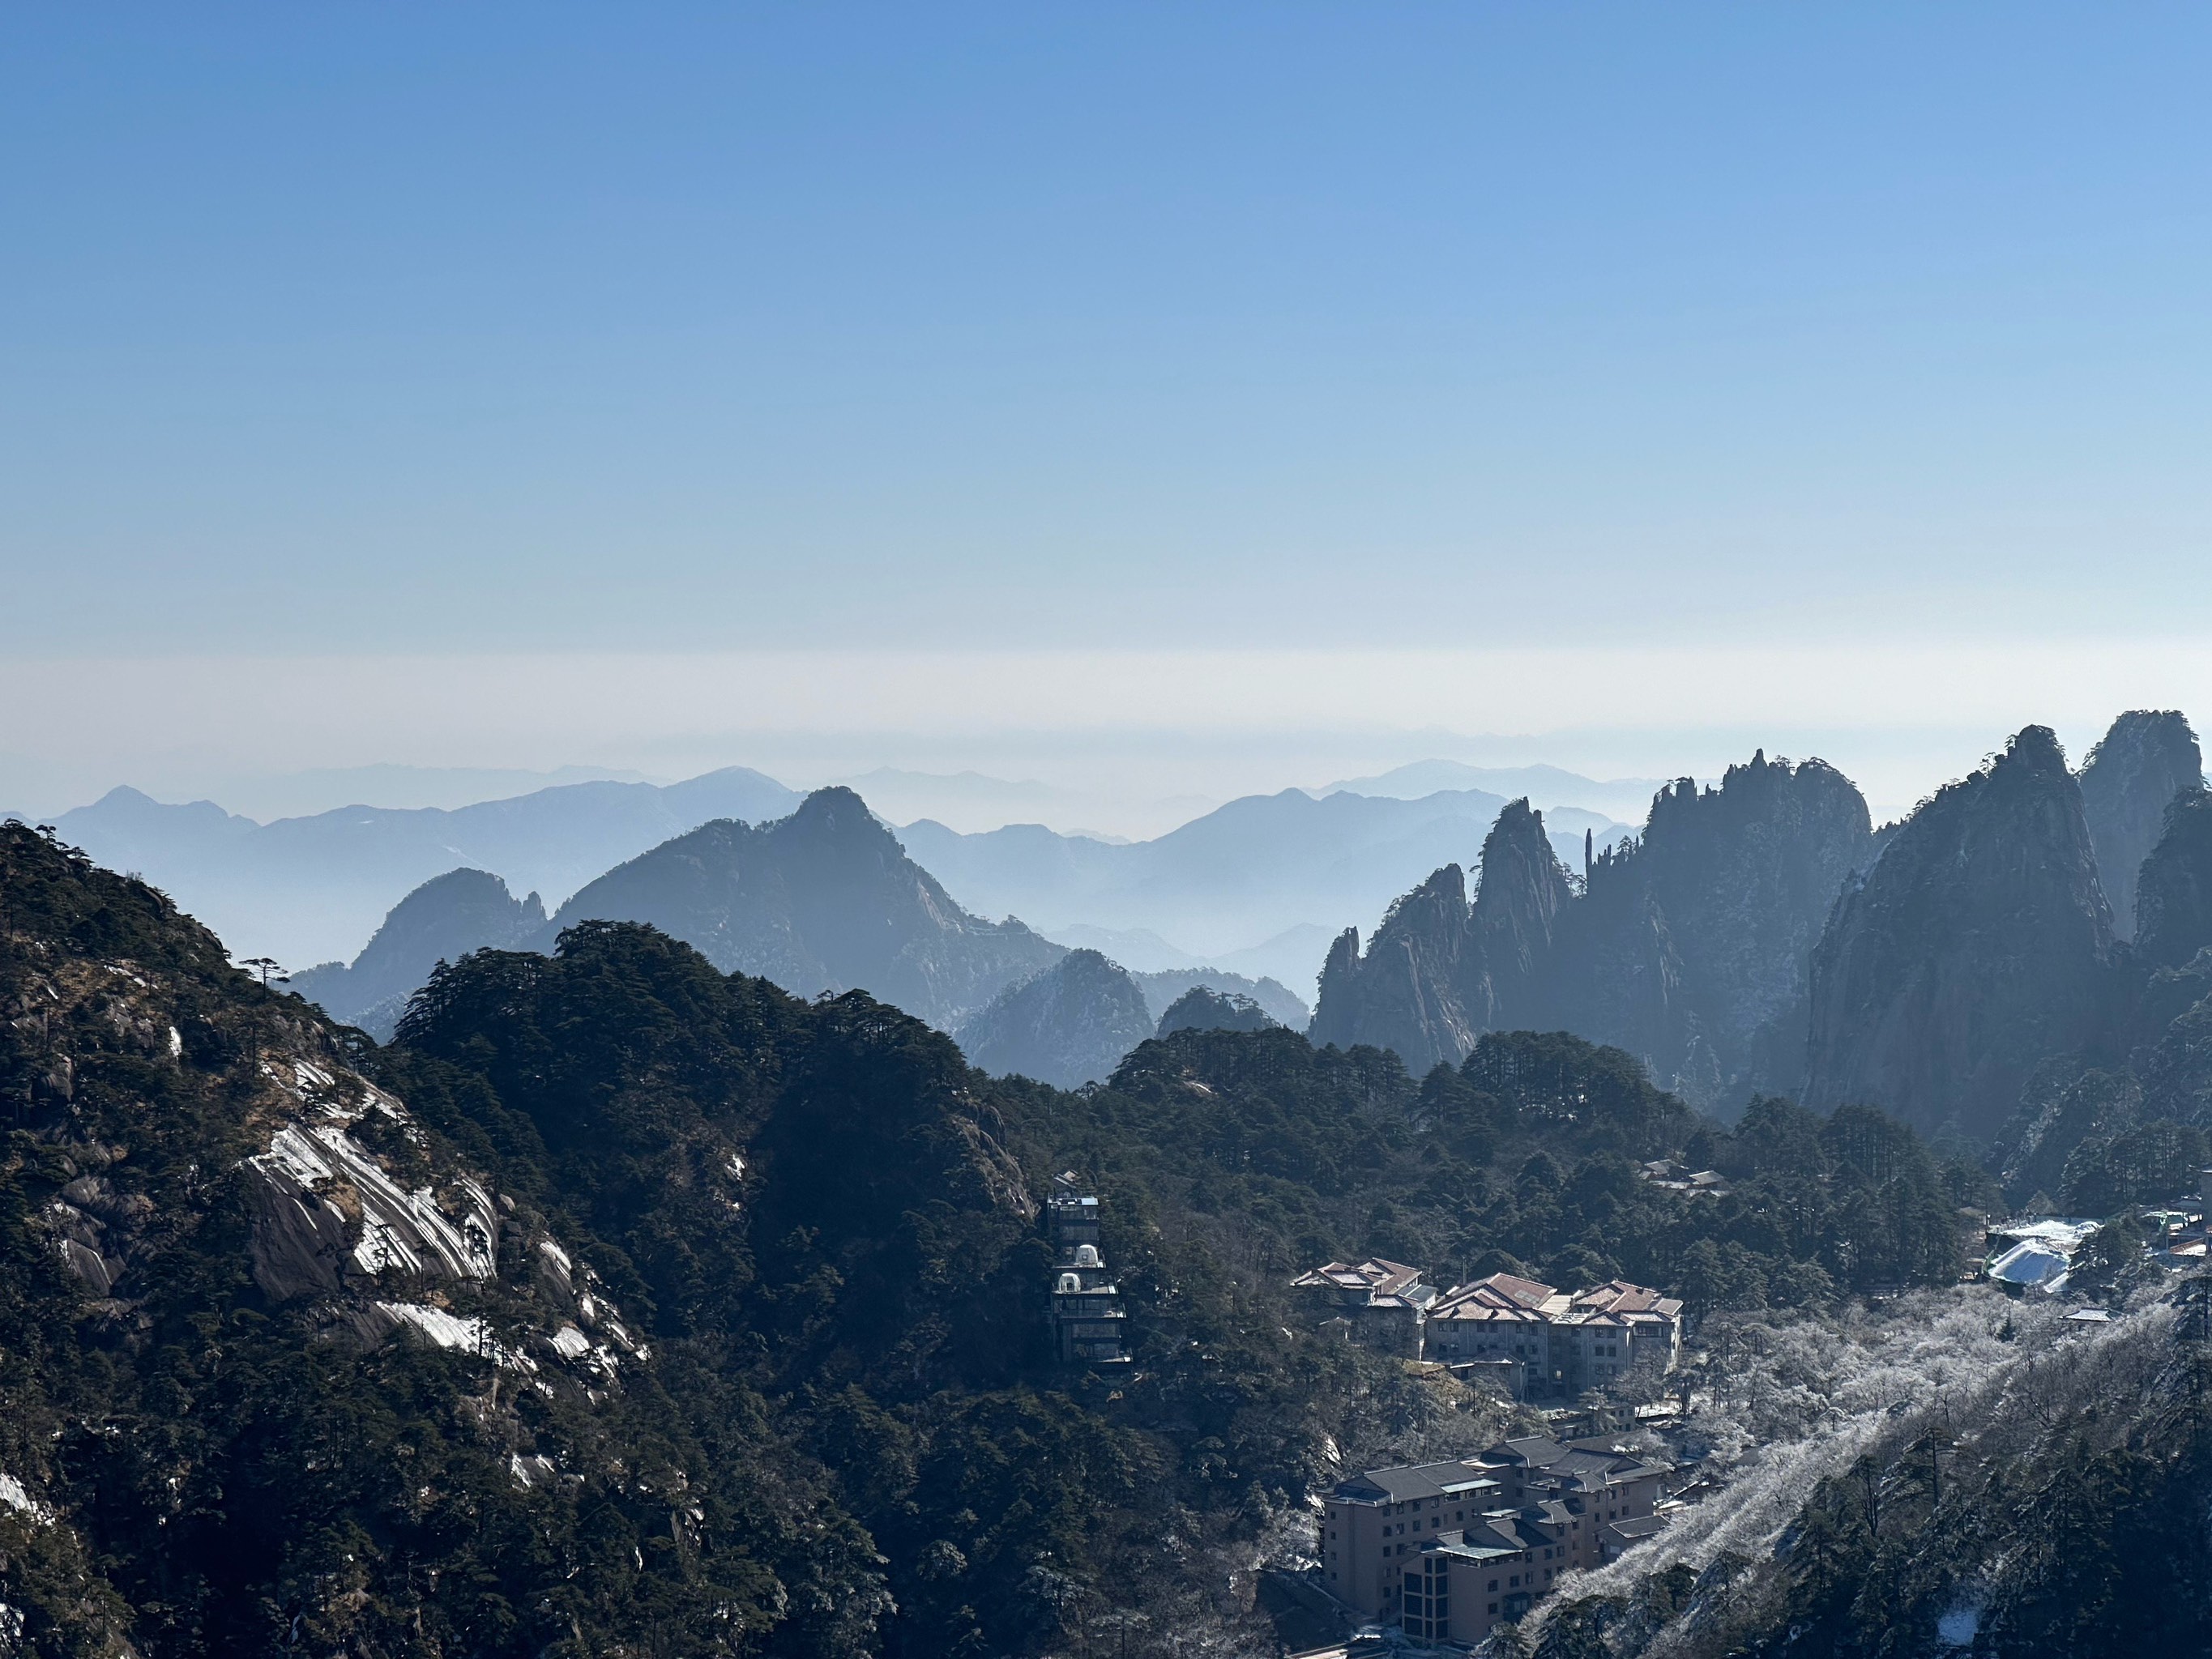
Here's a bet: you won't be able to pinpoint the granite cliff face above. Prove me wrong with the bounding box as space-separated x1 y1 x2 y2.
540 786 1064 1030
2077 710 2204 938
1565 754 1872 1099
1463 800 1576 1032
953 948 1155 1087
2137 787 2212 970
289 867 545 1038
1307 862 1477 1074
1804 726 2116 1143
1309 759 1870 1108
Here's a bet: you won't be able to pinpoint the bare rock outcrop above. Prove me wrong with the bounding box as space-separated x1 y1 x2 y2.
2077 709 2204 939
1804 725 2116 1142
1309 761 1870 1108
1307 864 1479 1073
2137 787 2212 970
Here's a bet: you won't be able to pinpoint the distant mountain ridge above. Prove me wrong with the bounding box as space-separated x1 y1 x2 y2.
525 787 1064 1032
899 787 1629 987
54 767 803 966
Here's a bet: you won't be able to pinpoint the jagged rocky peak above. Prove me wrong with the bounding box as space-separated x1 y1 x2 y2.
2077 710 2205 939
1306 862 1478 1073
954 948 1155 1089
2137 787 2212 970
1621 748 1873 1098
1469 800 1572 992
1804 723 2115 1143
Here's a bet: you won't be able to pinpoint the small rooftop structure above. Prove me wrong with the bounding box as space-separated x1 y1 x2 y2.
1292 1258 1438 1311
1638 1159 1732 1197
1988 1239 2073 1293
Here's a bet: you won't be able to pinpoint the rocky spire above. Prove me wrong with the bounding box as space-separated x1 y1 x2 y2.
2077 710 2204 940
1804 725 2115 1142
1464 800 1574 1030
1305 864 1477 1073
2137 787 2212 970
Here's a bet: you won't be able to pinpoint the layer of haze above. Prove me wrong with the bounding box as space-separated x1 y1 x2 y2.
4 4 2210 822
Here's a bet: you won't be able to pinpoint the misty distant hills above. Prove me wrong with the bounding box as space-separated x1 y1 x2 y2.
899 787 1630 995
53 768 802 966
43 765 1630 986
1317 760 1673 825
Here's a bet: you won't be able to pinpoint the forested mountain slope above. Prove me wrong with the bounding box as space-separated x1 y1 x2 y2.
288 867 545 1039
1522 1286 2212 1658
0 818 2002 1658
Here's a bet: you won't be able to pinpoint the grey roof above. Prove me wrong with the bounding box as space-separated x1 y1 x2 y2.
1331 1461 1505 1504
1483 1435 1665 1486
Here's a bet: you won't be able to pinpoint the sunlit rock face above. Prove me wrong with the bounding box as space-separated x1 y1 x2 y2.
1805 726 2116 1144
2077 709 2204 940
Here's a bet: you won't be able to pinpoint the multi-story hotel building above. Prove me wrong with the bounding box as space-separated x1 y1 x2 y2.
1047 1172 1130 1365
1319 1436 1669 1643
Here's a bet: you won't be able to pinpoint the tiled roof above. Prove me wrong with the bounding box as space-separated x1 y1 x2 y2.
1292 1257 1430 1300
1429 1272 1571 1320
1329 1460 1504 1504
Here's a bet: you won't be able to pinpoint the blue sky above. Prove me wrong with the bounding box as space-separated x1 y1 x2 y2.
4 4 2210 815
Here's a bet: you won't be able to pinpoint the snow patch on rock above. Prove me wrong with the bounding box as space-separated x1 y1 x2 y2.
0 1473 52 1525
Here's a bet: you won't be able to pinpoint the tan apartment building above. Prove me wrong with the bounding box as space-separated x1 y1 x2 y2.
1319 1435 1668 1644
1290 1258 1438 1356
1423 1273 1683 1396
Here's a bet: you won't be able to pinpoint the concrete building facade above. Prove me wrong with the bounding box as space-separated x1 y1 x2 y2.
1048 1172 1130 1366
1319 1436 1668 1644
1289 1258 1437 1356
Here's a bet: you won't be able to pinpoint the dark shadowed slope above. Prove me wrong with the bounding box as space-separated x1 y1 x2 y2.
540 786 1065 1030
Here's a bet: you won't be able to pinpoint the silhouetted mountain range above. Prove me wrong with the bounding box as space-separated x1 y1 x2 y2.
1312 753 1869 1105
54 767 802 966
526 786 1064 1032
1314 713 2212 1182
